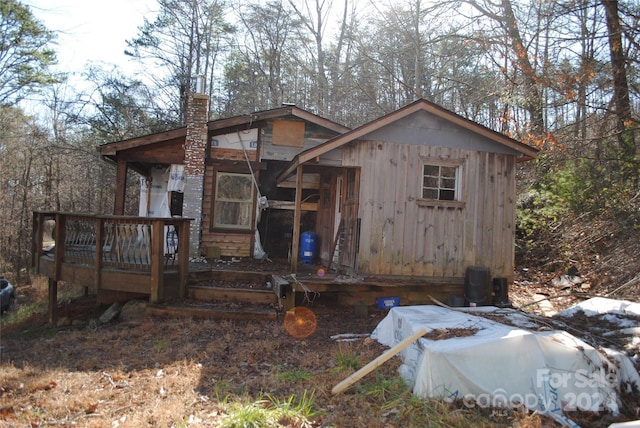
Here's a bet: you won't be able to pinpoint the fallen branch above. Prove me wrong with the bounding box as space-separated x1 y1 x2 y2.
518 292 573 309
606 275 640 297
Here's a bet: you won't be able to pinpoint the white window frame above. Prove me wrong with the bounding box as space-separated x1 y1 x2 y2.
213 172 255 230
418 158 464 208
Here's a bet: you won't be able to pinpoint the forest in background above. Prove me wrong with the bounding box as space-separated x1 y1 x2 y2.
1 0 638 290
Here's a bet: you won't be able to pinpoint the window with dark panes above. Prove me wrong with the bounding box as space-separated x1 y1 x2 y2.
213 172 254 229
422 164 458 201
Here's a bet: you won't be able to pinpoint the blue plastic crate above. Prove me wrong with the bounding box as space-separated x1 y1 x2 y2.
377 296 400 309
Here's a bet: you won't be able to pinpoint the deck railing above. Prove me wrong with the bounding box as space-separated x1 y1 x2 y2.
32 211 191 305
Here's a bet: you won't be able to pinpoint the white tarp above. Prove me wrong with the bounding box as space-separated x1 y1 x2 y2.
139 167 170 218
371 305 640 424
138 166 179 255
167 164 185 193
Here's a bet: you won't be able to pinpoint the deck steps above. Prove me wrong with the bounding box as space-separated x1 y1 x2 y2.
179 270 283 320
188 285 276 305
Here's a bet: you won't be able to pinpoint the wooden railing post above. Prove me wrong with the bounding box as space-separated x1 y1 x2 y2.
53 213 65 281
49 213 66 326
149 219 164 303
94 216 104 297
32 211 44 271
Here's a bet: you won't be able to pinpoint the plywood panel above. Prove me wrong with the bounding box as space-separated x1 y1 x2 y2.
272 119 305 147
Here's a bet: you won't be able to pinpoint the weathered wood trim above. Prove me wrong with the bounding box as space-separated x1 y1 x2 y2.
415 199 465 209
188 270 269 283
99 128 187 156
188 286 275 304
291 166 303 272
277 173 320 189
114 160 127 215
267 200 318 211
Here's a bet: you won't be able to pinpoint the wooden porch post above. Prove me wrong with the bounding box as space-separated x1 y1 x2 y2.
114 159 127 215
177 219 190 298
149 219 165 303
290 166 303 272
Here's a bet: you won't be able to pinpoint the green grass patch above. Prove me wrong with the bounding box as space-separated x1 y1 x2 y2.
218 392 318 428
333 345 361 372
276 367 313 382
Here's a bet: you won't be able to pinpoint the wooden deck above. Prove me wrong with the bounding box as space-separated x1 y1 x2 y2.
32 212 468 325
284 272 464 308
32 212 191 324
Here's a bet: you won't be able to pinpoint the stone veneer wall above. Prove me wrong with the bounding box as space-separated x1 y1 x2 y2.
183 93 210 257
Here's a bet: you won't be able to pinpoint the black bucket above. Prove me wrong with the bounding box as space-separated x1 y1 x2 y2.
464 266 491 306
492 277 510 307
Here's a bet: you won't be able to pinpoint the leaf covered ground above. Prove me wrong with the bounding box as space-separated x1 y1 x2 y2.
1 279 639 428
2 212 640 427
0 280 558 428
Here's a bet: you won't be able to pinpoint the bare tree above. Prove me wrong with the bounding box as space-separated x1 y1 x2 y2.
126 0 234 121
287 0 335 115
234 0 298 109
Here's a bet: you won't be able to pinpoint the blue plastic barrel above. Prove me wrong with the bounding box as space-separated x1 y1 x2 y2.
299 231 317 264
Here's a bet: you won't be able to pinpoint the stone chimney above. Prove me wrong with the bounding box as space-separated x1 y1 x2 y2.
183 86 209 257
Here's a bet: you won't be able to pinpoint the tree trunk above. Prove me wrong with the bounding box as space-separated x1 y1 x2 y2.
601 0 636 160
500 0 545 135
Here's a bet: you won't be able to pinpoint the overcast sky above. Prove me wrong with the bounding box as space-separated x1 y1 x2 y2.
24 0 157 77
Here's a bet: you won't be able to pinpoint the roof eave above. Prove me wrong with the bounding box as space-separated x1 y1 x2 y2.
98 127 187 156
207 106 350 135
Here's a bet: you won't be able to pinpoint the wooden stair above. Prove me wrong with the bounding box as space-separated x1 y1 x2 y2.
148 270 284 321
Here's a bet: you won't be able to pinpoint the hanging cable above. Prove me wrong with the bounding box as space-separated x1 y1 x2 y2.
237 131 267 209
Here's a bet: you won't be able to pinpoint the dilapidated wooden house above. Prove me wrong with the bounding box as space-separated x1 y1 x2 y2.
100 95 537 283
33 93 537 322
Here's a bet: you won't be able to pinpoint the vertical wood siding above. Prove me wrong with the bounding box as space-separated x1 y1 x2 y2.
344 141 516 280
